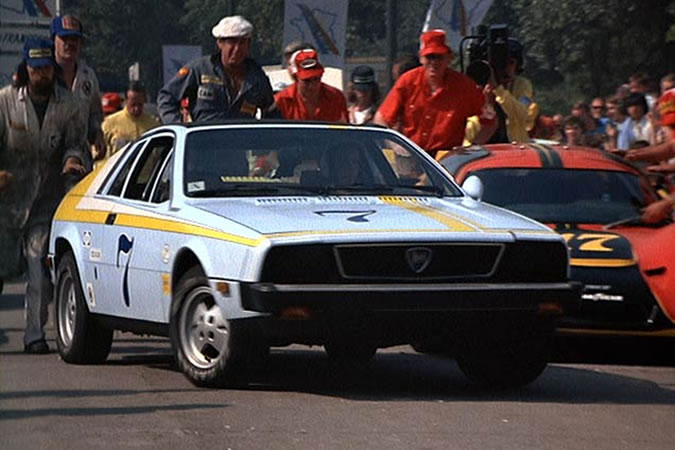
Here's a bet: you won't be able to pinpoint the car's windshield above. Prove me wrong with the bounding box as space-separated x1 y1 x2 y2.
473 168 648 224
183 127 461 198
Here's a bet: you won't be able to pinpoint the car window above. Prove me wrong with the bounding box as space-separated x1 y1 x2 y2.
150 153 173 204
106 139 147 197
473 168 647 224
182 127 462 198
123 136 174 201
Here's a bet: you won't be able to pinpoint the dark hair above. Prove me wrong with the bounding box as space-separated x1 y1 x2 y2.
12 60 60 88
393 53 420 78
13 61 29 88
622 92 648 112
127 80 146 95
563 115 585 130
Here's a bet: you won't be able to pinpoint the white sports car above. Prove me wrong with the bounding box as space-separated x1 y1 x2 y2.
49 122 580 388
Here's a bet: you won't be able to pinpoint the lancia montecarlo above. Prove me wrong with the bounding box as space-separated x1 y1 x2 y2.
438 142 675 337
48 122 580 389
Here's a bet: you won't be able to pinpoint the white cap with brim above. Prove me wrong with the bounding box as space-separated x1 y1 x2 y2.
212 15 253 39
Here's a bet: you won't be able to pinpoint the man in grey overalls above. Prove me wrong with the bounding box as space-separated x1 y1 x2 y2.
157 15 279 123
51 15 104 167
0 38 88 353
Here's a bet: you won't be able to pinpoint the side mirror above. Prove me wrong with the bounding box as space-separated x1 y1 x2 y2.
462 175 484 201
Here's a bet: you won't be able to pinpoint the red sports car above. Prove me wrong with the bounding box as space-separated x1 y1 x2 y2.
438 142 675 336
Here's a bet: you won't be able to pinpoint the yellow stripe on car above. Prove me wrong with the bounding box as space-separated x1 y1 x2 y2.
570 258 636 268
379 196 478 232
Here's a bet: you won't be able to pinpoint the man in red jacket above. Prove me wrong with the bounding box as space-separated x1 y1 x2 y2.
374 29 495 157
274 49 347 122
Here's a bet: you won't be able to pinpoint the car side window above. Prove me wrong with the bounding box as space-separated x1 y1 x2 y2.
106 140 147 197
123 136 174 201
150 153 173 204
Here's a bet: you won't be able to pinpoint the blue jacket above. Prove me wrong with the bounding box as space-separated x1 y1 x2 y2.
157 53 278 124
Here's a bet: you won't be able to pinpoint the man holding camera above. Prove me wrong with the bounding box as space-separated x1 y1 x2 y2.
374 30 495 157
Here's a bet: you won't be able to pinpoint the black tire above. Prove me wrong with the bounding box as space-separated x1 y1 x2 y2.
55 252 113 363
456 321 553 389
324 340 377 364
169 266 249 388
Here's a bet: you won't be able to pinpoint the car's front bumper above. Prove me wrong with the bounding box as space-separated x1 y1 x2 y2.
241 281 582 315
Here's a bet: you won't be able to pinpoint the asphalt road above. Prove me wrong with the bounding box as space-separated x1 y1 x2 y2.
1 282 674 450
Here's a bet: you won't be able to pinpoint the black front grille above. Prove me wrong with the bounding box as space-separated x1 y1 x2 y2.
259 240 569 284
335 243 502 279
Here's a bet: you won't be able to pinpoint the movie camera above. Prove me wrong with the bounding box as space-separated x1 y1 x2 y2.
460 24 523 87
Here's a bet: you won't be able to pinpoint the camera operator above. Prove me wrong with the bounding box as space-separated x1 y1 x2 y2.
463 28 538 144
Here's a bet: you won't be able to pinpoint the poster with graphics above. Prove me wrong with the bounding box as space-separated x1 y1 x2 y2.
0 0 56 86
282 0 348 70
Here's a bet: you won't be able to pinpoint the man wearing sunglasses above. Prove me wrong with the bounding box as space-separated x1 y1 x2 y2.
374 30 495 158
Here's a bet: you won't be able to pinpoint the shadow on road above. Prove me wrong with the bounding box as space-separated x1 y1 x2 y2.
0 403 225 421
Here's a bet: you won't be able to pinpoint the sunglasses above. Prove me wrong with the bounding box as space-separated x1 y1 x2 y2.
425 54 444 61
591 105 605 110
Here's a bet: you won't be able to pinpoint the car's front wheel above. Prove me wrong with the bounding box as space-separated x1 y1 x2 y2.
170 267 248 387
55 252 113 363
456 319 553 389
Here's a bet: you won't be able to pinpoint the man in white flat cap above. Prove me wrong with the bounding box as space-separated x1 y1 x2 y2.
157 15 278 123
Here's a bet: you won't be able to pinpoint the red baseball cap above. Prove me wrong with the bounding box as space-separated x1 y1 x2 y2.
419 29 452 57
658 89 675 126
290 49 324 80
101 92 122 113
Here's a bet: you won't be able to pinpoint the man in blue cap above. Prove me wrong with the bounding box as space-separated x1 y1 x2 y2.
0 38 88 354
51 14 104 165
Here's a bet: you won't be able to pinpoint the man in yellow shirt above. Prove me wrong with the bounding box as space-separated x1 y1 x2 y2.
101 81 159 161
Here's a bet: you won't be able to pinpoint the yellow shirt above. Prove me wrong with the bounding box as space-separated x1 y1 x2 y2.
102 108 159 160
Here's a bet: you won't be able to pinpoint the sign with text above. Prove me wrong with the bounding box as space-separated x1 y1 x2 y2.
0 0 56 85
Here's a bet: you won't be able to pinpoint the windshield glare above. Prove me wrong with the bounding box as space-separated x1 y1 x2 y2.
183 127 460 197
473 168 648 224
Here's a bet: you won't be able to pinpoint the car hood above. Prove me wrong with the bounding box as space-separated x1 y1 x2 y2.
189 196 551 237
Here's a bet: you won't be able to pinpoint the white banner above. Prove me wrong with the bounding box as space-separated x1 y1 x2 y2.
282 0 348 70
162 45 202 84
0 0 56 86
422 0 494 52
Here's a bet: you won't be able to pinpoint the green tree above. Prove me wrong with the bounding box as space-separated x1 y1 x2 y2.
66 0 188 98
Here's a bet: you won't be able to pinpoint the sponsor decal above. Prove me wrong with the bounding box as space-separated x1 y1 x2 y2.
240 101 256 116
161 244 171 264
82 80 92 96
197 85 214 100
89 248 102 262
49 133 60 150
86 282 96 306
582 293 624 302
161 273 171 296
82 230 92 247
200 74 223 85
